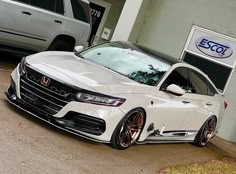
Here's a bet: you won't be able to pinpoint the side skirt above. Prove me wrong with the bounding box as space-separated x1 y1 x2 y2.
137 140 194 145
137 130 197 144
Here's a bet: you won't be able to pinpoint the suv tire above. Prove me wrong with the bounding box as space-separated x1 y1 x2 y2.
48 39 73 51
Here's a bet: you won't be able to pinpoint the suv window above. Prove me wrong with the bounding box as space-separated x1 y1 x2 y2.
161 67 189 91
188 70 208 95
55 0 64 14
30 0 64 14
70 0 90 23
14 0 30 4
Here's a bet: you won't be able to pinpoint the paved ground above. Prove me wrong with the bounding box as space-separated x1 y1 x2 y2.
0 52 230 174
211 136 236 158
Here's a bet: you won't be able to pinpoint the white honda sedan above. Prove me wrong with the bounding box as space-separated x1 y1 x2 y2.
5 42 227 150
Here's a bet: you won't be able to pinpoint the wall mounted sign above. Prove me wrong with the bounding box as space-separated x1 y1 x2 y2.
181 25 236 94
101 27 112 40
186 26 236 67
195 37 233 58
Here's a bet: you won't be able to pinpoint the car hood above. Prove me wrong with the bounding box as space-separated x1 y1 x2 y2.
26 52 152 95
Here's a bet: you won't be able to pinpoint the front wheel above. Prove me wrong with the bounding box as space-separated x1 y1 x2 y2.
111 108 145 150
193 116 217 147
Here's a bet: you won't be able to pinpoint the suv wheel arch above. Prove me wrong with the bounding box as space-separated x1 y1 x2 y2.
48 35 76 51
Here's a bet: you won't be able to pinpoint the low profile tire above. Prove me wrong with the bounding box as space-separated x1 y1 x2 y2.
110 108 145 150
48 39 73 51
193 116 217 147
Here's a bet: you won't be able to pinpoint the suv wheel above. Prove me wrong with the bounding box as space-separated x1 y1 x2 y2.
48 39 73 51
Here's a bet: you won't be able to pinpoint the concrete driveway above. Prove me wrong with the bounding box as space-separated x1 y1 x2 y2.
0 52 228 174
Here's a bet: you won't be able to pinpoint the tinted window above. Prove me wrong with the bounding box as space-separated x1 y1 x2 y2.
31 0 56 12
70 0 90 23
188 70 208 95
208 82 217 96
184 53 231 92
55 0 64 14
14 0 30 4
30 0 64 14
161 67 188 91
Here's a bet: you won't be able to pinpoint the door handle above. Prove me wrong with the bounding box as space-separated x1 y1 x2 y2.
182 101 190 104
206 102 213 106
54 20 62 24
22 11 31 16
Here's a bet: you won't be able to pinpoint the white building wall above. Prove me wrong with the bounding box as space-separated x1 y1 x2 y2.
128 0 152 43
135 0 236 143
112 0 144 41
99 0 126 43
137 0 236 58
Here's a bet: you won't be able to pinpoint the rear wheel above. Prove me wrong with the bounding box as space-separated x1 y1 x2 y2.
193 116 217 147
48 39 73 51
111 108 145 150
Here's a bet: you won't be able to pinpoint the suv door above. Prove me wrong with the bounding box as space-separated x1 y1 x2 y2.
180 69 221 131
150 67 190 132
0 0 32 49
21 0 65 51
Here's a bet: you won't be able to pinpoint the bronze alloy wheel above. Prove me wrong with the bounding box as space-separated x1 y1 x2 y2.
194 116 217 147
200 117 216 146
111 108 145 150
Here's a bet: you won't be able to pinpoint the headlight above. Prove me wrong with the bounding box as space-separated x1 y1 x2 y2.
76 92 126 107
19 57 26 75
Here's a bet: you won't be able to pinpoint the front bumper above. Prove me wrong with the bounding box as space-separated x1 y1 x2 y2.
7 63 126 143
5 85 109 143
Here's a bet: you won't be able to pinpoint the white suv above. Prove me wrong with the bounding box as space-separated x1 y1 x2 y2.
0 0 91 54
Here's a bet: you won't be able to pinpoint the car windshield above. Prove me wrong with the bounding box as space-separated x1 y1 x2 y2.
77 43 171 86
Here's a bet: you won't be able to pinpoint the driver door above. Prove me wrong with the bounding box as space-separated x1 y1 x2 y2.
149 67 190 133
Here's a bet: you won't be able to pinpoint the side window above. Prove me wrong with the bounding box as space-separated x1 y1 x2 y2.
70 0 90 23
161 67 188 91
14 0 30 4
208 82 217 96
30 0 64 14
55 0 64 14
188 70 208 95
31 0 56 12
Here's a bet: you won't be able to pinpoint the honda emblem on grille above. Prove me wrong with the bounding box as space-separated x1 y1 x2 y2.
41 76 51 87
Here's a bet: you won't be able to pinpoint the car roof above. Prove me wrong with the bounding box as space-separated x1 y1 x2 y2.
113 41 181 65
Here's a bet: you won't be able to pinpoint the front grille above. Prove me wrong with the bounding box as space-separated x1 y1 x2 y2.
25 65 77 97
20 65 77 115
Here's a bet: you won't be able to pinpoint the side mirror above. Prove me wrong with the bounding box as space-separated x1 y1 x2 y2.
166 84 185 96
74 46 84 53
